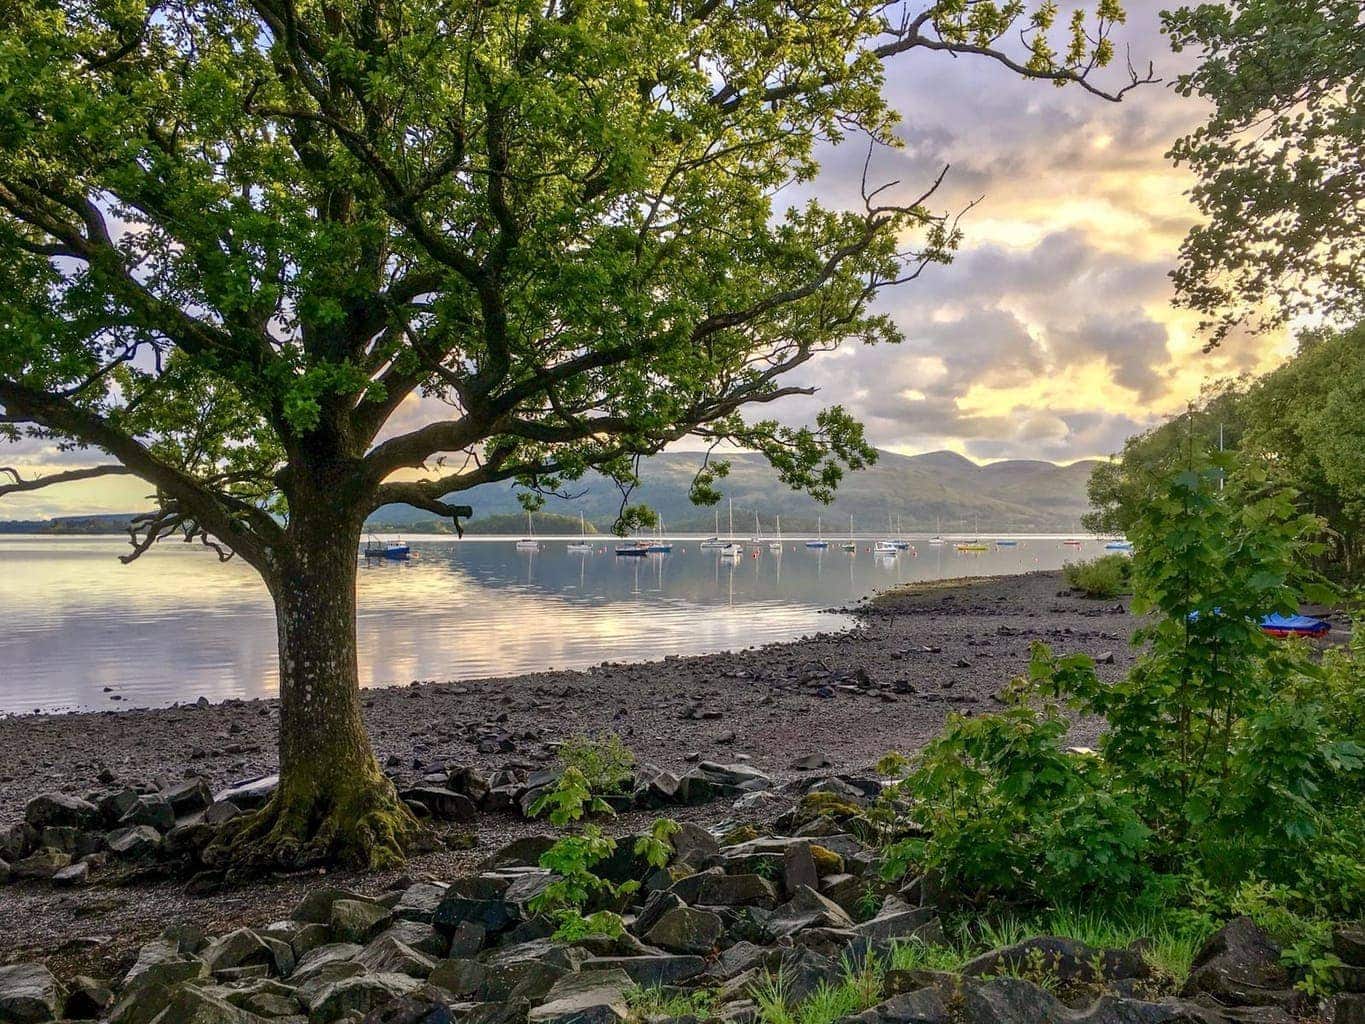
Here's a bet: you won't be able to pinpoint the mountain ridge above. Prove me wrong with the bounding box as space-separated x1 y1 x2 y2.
371 448 1101 533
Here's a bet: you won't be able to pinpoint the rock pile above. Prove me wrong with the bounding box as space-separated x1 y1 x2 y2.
0 761 777 889
2 776 1360 1024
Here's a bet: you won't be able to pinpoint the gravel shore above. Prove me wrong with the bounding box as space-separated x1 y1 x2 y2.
0 570 1136 972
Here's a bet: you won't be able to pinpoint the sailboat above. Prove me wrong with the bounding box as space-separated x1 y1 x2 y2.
749 510 764 548
842 514 856 551
647 517 673 553
769 514 783 551
515 512 540 550
929 515 945 545
955 513 988 552
567 512 594 552
805 515 829 549
700 508 726 549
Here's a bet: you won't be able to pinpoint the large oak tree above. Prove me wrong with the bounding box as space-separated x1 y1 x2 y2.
0 0 1145 869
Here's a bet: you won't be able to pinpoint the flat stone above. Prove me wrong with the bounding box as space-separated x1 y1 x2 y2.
393 882 449 923
213 774 278 811
355 935 436 978
644 907 725 955
528 968 631 1024
202 928 275 976
399 787 476 822
107 826 163 859
308 972 421 1023
330 898 394 944
147 985 267 1023
577 955 707 987
0 963 67 1024
669 870 777 908
842 989 951 1024
11 847 72 880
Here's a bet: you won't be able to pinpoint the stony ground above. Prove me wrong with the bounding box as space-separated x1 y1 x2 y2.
0 571 1138 976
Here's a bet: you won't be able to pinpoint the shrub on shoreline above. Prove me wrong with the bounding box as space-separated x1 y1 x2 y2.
1063 553 1132 598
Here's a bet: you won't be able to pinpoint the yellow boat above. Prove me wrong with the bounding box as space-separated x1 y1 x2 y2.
956 542 989 552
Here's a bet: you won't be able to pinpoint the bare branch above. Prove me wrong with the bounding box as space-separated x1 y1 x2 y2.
0 464 134 496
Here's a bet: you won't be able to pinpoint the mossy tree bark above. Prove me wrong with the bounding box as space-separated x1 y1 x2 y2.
211 499 425 873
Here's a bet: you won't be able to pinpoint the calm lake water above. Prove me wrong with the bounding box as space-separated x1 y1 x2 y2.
0 534 1117 715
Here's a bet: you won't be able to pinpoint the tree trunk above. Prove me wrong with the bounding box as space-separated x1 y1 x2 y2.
209 504 425 873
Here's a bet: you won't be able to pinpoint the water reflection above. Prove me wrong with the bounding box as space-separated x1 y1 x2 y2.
1 535 1113 714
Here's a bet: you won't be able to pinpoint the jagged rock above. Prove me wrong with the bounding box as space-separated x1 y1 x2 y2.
950 975 1215 1023
432 883 522 938
11 847 72 879
355 935 436 979
528 968 632 1024
214 978 304 1018
149 986 268 1023
707 941 772 981
578 955 707 987
669 822 722 869
767 886 855 938
98 789 142 826
854 900 940 943
479 837 555 871
783 842 820 895
372 920 448 958
360 994 461 1023
1335 994 1365 1024
203 801 242 825
201 928 278 976
64 975 114 1019
1335 925 1365 968
633 890 684 937
840 988 951 1024
428 958 485 998
393 883 449 923
330 898 394 944
24 792 99 830
106 826 163 859
291 888 374 924
399 788 477 822
118 794 175 831
645 907 725 955
51 859 90 887
962 936 1150 988
163 777 213 815
1180 918 1293 1008
769 947 841 1003
669 870 777 908
308 972 422 1023
0 963 66 1023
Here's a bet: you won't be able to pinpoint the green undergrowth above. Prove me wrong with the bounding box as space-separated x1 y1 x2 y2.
1062 553 1132 598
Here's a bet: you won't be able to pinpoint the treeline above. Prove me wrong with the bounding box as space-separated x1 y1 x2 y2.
1086 323 1365 579
368 512 596 536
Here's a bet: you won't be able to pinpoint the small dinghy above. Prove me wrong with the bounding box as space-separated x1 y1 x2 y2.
1260 613 1331 638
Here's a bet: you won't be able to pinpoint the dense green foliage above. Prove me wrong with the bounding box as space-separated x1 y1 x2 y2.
1164 0 1365 344
557 732 636 795
1085 324 1365 578
880 458 1364 938
528 742 677 941
1063 553 1132 598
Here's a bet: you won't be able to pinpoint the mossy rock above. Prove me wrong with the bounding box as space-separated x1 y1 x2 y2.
808 844 844 876
720 824 761 846
791 792 863 828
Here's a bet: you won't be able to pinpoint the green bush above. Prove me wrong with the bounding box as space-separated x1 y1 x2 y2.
1063 553 1132 598
877 455 1364 944
558 731 636 795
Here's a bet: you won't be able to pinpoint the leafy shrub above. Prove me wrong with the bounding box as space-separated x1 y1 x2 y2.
558 732 636 795
1063 553 1131 598
878 455 1364 938
528 767 678 940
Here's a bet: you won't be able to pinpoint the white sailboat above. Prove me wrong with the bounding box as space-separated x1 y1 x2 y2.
929 515 945 545
515 511 540 550
841 514 856 551
805 515 829 549
700 508 726 549
567 512 593 552
769 514 783 550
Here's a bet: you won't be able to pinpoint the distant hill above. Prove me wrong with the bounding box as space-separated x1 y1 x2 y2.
370 449 1099 534
0 513 139 535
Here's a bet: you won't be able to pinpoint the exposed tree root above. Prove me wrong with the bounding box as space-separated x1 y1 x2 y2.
205 762 431 877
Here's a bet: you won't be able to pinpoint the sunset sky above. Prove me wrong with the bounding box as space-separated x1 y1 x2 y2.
3 0 1294 519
